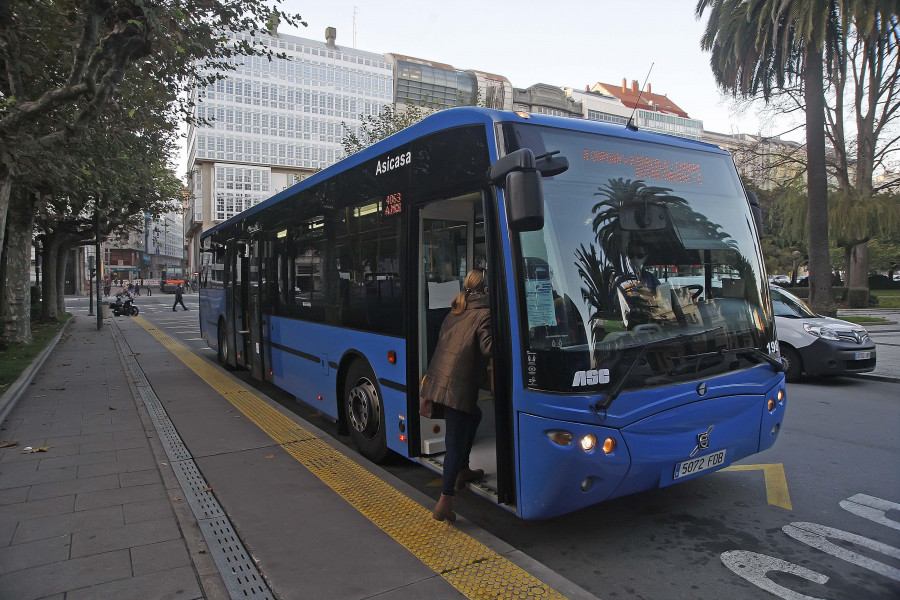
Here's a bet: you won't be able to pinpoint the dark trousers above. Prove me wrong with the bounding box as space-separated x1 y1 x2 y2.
441 403 482 496
173 298 187 310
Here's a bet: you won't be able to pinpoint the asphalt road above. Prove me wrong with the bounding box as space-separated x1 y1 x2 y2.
68 293 900 600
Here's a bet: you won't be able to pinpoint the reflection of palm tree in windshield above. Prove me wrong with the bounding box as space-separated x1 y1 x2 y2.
575 243 615 350
577 178 754 349
592 178 688 276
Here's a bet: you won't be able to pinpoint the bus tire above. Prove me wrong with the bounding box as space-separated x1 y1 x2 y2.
779 343 802 383
217 320 234 370
344 360 388 463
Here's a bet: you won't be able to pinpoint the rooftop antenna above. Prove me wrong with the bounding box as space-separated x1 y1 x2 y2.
626 63 654 131
352 6 358 48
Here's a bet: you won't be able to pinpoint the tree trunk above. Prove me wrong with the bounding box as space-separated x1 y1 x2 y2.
848 242 869 288
41 234 61 320
56 243 69 317
0 167 11 262
1 193 35 344
803 44 836 316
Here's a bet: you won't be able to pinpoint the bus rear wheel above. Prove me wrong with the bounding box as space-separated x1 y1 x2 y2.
344 361 388 463
217 321 234 370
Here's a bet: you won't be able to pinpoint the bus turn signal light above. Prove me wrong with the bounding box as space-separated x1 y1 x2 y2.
767 398 776 411
388 350 397 364
580 434 597 451
602 437 616 454
777 390 784 403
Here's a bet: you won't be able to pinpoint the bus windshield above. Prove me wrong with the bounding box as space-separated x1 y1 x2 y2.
504 123 774 395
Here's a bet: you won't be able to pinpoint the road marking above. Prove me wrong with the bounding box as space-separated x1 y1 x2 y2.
132 316 569 600
721 551 828 600
840 494 900 530
783 522 900 581
722 463 792 510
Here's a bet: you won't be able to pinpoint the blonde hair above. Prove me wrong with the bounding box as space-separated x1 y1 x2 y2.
451 269 486 314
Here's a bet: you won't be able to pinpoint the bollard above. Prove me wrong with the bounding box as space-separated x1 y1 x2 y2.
101 303 110 319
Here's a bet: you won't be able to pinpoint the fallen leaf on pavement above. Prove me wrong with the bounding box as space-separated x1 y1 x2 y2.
0 441 18 449
22 446 52 454
265 455 275 459
172 496 182 501
201 487 212 492
108 406 116 411
50 388 66 391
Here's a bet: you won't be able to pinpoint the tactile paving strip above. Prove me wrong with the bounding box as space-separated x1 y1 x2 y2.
117 328 274 600
133 316 568 600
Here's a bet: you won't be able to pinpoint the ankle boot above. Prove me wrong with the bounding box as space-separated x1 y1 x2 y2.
455 467 485 490
432 494 456 522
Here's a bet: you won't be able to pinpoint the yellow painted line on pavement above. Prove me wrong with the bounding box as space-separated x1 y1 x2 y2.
722 464 792 510
132 316 567 600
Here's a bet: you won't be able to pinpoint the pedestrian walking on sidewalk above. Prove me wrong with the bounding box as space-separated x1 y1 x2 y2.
173 283 188 311
420 268 491 522
146 281 153 296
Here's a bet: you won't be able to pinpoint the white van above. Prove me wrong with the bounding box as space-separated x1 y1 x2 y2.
771 285 876 382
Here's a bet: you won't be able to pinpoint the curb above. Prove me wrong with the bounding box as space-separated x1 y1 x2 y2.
0 316 75 425
845 373 900 384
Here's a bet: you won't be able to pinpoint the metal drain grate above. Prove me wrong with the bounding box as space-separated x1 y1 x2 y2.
116 330 274 600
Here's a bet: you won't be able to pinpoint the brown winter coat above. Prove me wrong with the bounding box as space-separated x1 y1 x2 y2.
421 294 492 413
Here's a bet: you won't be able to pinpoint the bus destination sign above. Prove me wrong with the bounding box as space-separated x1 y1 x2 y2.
583 149 703 185
384 192 402 216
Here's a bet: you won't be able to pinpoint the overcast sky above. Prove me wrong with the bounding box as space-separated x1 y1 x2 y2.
177 0 804 173
280 0 802 133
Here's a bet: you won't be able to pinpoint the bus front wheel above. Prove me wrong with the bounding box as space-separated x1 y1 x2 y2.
344 361 388 463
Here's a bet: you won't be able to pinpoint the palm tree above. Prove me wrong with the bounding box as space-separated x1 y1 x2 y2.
696 0 840 315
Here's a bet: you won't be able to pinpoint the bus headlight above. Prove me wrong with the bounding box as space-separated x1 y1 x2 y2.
580 434 597 451
546 430 573 446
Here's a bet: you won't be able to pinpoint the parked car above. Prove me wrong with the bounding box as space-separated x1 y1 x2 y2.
769 274 791 285
771 285 876 382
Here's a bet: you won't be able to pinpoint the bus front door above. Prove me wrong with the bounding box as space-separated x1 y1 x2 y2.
415 193 504 501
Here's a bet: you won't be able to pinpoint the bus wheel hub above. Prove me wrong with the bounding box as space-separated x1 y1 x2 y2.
348 381 379 436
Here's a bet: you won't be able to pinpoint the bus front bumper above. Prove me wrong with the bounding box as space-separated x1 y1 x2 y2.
517 384 785 520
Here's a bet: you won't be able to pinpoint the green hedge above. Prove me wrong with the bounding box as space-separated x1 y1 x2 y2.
782 286 849 301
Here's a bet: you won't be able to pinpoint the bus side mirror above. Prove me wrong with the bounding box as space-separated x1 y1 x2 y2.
746 190 763 234
490 148 544 232
506 170 544 231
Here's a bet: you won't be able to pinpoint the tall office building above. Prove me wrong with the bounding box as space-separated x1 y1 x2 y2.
184 25 393 270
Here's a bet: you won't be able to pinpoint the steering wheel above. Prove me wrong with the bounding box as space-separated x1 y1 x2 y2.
687 284 704 301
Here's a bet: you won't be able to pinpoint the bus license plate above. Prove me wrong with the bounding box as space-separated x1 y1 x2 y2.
855 351 871 360
674 449 727 480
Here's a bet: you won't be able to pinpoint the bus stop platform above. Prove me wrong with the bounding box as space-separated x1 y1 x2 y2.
0 315 598 600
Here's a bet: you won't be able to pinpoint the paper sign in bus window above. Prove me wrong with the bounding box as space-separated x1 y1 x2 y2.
525 280 556 328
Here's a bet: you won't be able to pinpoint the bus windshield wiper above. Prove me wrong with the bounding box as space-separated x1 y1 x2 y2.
729 346 785 372
594 326 724 410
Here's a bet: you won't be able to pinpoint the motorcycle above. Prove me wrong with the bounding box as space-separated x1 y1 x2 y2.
109 291 139 316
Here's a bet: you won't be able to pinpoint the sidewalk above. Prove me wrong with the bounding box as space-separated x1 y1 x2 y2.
0 316 223 600
1 315 597 600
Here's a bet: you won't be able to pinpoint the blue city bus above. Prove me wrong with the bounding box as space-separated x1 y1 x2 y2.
198 108 785 519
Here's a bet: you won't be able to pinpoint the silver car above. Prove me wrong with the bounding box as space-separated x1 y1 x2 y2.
771 285 876 382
